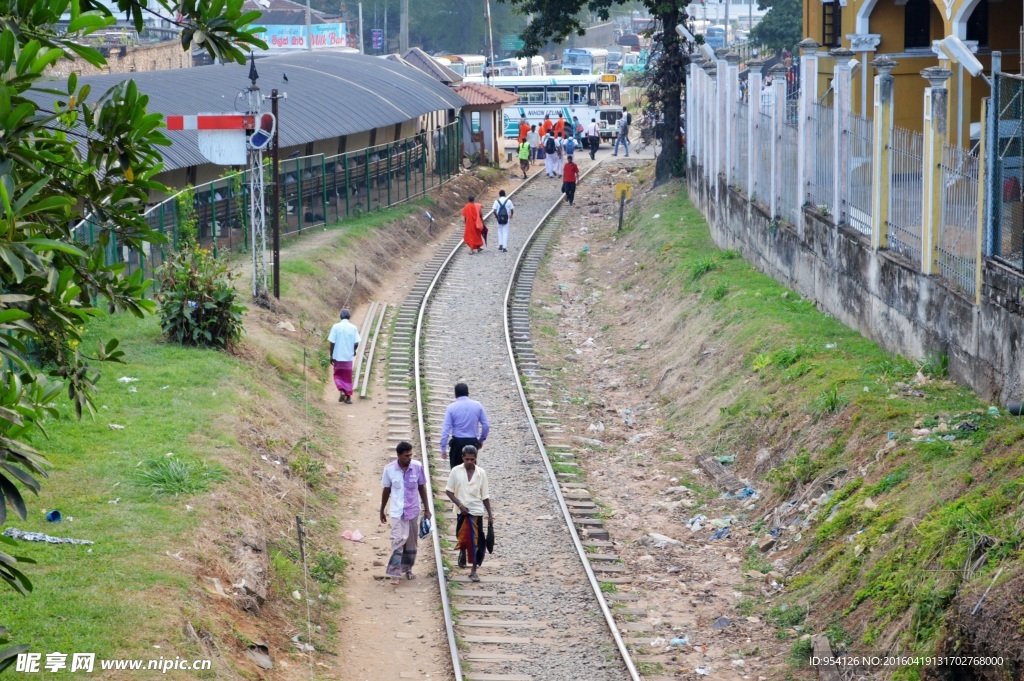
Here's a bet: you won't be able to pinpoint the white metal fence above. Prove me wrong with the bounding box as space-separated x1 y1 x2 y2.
846 113 873 236
779 122 800 224
808 103 834 214
887 126 924 263
938 144 980 295
756 112 773 205
736 102 750 193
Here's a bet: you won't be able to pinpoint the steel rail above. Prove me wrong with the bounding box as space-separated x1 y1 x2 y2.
501 159 642 681
412 167 547 681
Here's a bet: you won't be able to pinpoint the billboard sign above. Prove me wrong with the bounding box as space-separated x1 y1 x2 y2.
256 23 348 50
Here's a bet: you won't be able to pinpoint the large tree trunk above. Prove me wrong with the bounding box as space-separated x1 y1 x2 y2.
655 2 685 184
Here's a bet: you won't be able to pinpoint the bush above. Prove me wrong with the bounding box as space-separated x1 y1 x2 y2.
158 247 245 348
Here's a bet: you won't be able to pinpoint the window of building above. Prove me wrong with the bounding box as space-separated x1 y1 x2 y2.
904 0 931 50
822 0 841 48
966 0 988 46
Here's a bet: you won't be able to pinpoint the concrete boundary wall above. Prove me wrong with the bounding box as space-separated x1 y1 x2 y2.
687 168 1024 403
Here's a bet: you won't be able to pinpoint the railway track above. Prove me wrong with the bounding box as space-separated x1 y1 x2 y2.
381 155 644 681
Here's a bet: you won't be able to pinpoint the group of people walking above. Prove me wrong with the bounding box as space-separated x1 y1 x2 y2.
379 382 494 585
332 304 496 585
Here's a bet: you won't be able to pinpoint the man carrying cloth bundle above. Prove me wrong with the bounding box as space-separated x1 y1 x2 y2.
445 446 493 582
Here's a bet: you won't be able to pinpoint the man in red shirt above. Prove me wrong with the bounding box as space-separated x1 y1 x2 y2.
561 155 580 207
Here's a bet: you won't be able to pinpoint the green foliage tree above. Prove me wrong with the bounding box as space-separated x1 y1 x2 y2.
749 0 801 54
509 0 691 183
0 0 266 668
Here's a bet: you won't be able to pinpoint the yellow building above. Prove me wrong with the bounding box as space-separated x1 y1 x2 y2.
803 0 1022 144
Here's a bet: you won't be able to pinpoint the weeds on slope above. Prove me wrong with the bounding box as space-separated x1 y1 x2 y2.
619 185 1024 678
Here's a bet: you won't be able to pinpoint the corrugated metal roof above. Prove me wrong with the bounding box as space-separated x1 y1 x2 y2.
401 47 462 85
453 82 519 107
46 52 466 172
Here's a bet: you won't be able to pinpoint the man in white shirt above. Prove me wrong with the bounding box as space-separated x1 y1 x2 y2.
491 190 515 253
542 130 558 178
555 132 567 176
526 124 540 165
327 309 360 403
584 118 600 160
445 446 493 582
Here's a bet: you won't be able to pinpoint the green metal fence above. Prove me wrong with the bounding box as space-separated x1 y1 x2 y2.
76 119 463 282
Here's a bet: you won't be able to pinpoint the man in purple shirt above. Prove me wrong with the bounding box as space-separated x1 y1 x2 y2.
439 383 490 469
379 442 432 585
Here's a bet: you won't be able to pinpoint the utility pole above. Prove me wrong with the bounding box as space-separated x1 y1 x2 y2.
271 88 282 299
485 0 496 81
724 0 730 46
400 0 408 52
358 2 364 52
305 0 312 51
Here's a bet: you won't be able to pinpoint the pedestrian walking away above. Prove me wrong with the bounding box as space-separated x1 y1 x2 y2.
540 113 553 138
555 132 566 176
527 124 540 165
440 382 489 468
380 442 432 585
492 190 515 252
562 155 580 207
328 309 360 403
613 106 631 157
517 138 531 179
517 116 530 144
445 446 493 582
462 196 485 253
585 118 600 160
553 112 566 137
542 130 558 177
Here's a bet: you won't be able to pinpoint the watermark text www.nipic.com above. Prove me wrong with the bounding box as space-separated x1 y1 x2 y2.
16 653 213 673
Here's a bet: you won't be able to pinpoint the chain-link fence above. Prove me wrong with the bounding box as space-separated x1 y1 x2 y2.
938 143 980 295
808 103 834 214
887 126 924 263
75 120 463 284
991 73 1024 269
846 112 874 236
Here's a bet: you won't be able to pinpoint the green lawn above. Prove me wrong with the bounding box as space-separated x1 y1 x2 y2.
0 311 241 662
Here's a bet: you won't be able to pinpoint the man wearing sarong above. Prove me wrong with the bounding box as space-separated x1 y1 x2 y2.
380 442 431 585
328 309 360 403
440 382 490 469
445 446 492 583
462 196 485 253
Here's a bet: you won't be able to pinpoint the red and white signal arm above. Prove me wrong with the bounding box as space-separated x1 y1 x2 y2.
166 113 258 165
248 113 276 151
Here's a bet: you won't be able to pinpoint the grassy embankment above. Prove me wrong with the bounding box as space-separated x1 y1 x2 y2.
0 198 435 673
608 181 1021 678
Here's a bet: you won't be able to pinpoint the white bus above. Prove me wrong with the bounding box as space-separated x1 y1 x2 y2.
440 54 486 77
466 73 623 139
490 56 546 77
561 47 609 75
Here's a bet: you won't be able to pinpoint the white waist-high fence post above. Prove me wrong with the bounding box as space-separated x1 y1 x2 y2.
698 61 709 177
686 60 695 167
690 58 701 168
870 56 897 250
921 66 951 275
797 39 820 238
831 47 855 227
747 61 763 202
726 51 741 187
746 60 760 197
706 61 720 193
716 48 730 193
771 63 788 219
